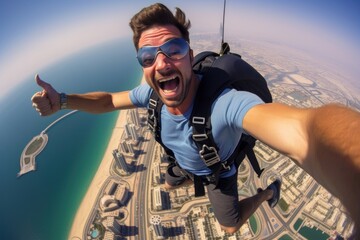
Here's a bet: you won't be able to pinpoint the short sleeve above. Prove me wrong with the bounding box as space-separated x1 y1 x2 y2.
129 83 152 108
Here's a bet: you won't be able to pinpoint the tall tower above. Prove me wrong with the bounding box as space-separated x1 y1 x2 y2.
119 140 135 156
153 162 162 184
124 123 131 139
103 216 121 234
124 123 139 144
119 139 129 154
129 123 139 142
129 109 140 127
150 215 164 238
153 186 163 210
112 149 130 174
126 141 135 155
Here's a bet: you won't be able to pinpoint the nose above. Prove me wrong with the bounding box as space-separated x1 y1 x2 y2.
154 51 171 71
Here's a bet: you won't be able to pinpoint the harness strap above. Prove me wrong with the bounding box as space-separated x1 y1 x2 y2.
148 91 175 160
194 176 206 197
174 159 233 197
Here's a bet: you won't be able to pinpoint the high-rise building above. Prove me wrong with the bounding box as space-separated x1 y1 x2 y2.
153 163 162 184
150 215 164 237
153 187 162 210
119 140 135 156
124 123 131 139
124 123 139 144
112 149 130 174
129 109 140 127
129 123 139 141
126 141 135 155
103 216 121 234
103 231 116 240
119 139 128 154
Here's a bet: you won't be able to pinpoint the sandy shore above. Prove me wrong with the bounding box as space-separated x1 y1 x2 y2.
68 109 128 239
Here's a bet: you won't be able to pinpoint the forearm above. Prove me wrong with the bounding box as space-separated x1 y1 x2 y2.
306 104 360 223
66 91 135 113
244 103 360 226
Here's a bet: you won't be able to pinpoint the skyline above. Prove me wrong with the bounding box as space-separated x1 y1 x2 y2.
1 0 359 98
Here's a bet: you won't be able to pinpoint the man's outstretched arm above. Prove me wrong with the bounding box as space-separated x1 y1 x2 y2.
243 102 360 227
31 74 135 116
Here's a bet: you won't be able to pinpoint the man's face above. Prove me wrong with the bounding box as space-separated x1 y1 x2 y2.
138 25 194 109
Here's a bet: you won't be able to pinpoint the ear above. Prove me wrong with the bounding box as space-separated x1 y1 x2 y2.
189 48 194 63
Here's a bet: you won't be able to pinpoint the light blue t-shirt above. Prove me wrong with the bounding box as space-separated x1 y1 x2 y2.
129 83 263 177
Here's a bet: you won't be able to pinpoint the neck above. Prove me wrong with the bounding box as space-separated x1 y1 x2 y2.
167 74 200 115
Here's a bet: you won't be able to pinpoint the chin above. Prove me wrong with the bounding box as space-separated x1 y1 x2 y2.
161 97 183 108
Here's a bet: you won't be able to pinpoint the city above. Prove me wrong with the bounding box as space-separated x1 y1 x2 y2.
79 36 358 240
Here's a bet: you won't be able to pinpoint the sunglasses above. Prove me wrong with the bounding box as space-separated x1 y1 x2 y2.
136 38 190 68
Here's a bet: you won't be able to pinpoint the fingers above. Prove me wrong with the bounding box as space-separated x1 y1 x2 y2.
33 74 61 115
31 91 54 116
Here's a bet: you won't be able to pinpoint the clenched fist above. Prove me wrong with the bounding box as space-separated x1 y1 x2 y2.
31 74 60 116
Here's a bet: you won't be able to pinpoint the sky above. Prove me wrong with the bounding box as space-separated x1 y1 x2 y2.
1 0 359 98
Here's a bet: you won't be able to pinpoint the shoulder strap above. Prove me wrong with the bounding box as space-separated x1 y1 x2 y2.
191 54 233 174
191 50 266 177
147 90 175 161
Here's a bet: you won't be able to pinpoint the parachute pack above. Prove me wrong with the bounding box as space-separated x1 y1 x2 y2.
147 43 272 197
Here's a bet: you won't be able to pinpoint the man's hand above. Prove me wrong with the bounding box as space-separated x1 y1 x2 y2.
31 74 60 116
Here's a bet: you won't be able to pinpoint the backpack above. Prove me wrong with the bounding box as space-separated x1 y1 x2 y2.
147 43 272 197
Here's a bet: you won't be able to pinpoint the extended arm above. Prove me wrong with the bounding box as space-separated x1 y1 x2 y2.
31 74 136 116
243 102 360 227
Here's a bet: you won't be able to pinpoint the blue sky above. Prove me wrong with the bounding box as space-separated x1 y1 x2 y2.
1 0 359 97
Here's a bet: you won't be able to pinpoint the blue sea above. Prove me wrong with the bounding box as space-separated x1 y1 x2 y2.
0 38 142 240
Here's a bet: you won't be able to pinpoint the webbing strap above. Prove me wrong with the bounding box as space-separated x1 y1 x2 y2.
148 91 175 159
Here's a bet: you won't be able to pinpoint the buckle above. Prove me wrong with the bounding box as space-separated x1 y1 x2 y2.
147 108 157 132
221 161 231 171
148 108 155 119
149 98 157 108
192 116 205 124
192 133 208 141
203 174 217 185
199 144 220 166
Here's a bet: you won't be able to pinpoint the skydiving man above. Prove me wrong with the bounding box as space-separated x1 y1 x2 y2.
31 3 359 236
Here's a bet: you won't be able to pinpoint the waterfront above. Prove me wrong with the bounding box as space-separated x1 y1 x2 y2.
0 38 141 240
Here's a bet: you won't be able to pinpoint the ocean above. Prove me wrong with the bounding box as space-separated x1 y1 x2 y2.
0 38 142 240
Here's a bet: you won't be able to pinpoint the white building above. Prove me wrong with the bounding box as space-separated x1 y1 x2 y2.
153 186 163 211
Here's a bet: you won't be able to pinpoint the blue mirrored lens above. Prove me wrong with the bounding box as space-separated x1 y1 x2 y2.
137 38 189 67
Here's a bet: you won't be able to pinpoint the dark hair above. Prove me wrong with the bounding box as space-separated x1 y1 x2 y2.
129 3 191 50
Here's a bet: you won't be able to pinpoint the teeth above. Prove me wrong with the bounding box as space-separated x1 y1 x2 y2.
159 77 176 83
159 77 179 92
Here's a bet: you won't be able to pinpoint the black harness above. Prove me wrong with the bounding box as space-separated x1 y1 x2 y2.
147 44 272 197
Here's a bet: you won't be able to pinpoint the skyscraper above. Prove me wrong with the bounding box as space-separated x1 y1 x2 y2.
150 215 164 237
153 186 162 211
112 149 130 174
153 162 162 184
129 109 140 127
124 123 139 144
103 216 121 234
119 139 135 156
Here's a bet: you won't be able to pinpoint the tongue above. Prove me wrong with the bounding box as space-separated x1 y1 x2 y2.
162 79 178 91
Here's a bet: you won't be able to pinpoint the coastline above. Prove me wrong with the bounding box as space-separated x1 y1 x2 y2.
68 76 144 239
68 109 128 239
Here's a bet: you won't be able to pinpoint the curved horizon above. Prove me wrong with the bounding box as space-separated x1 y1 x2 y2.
0 0 359 98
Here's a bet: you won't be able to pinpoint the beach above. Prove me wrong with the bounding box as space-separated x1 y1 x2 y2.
68 109 128 239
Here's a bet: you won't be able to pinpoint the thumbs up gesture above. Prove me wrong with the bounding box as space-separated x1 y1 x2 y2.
31 74 60 116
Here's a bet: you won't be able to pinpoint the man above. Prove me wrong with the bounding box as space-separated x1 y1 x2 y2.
32 3 359 236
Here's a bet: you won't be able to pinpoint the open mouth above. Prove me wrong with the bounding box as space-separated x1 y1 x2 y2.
159 77 180 94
